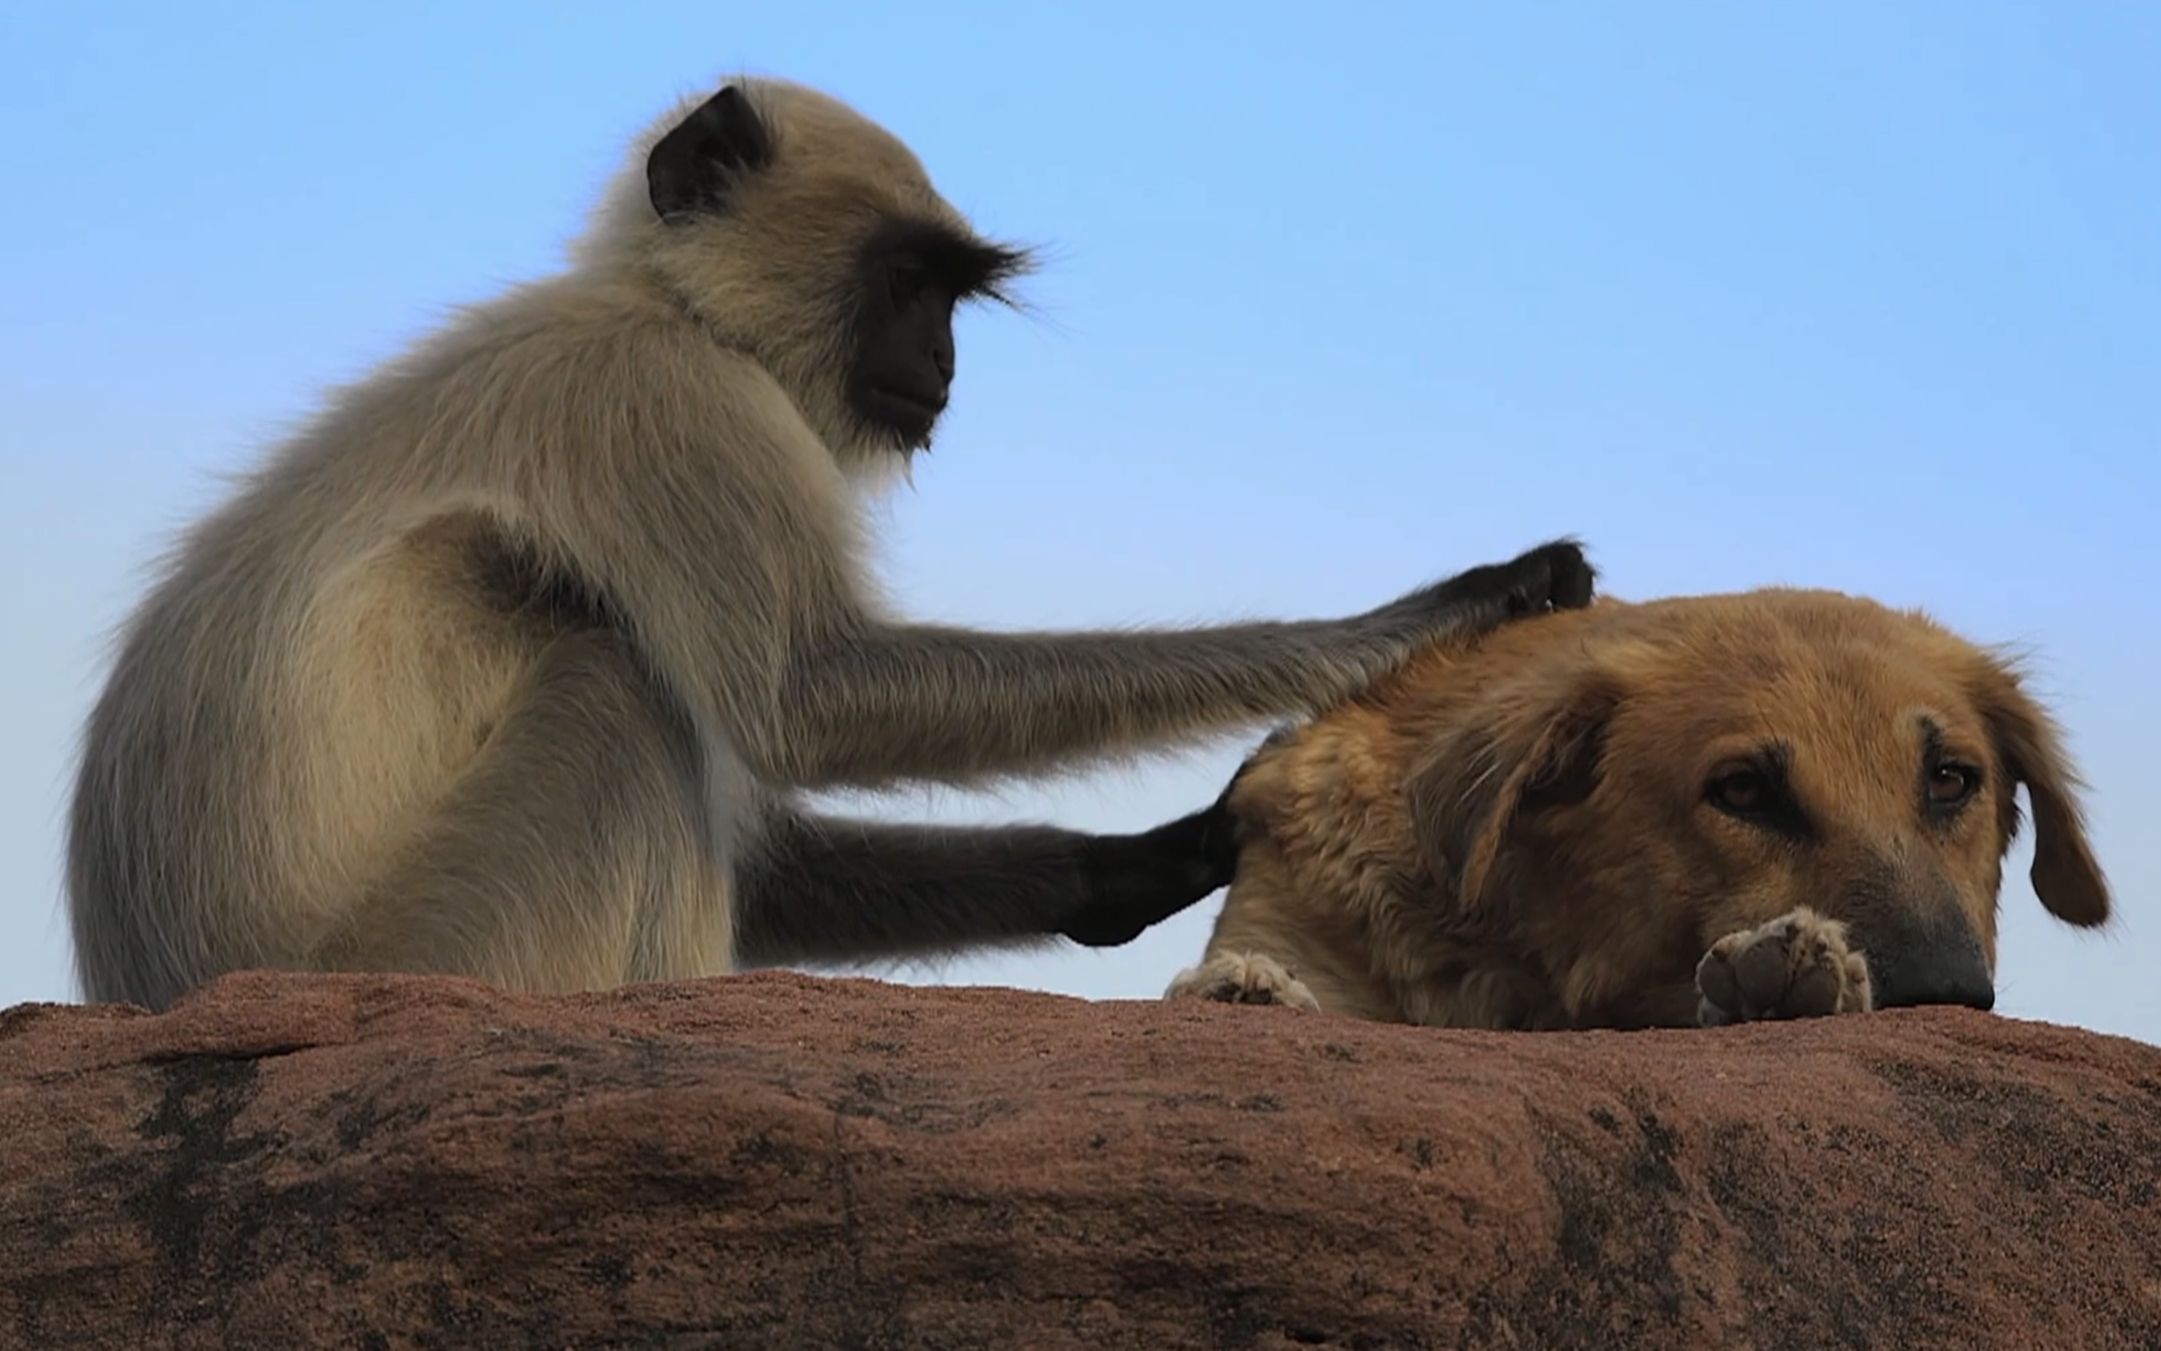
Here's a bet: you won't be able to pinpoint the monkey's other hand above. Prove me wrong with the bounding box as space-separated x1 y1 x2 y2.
1695 907 1875 1026
1063 789 1242 948
1373 538 1597 643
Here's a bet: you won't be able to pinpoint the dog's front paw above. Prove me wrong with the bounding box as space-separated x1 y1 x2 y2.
1165 952 1321 1011
1695 907 1873 1026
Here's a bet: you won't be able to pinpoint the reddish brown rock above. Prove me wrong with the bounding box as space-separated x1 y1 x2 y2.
1 970 2157 1349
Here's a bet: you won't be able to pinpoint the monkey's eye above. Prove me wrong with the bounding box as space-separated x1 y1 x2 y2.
885 255 930 308
1706 770 1772 816
1926 761 1981 812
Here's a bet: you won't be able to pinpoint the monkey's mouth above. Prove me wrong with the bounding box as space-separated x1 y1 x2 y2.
859 384 947 445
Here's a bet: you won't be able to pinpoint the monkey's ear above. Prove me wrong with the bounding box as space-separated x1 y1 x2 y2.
1969 654 2111 927
647 85 775 222
1404 667 1618 914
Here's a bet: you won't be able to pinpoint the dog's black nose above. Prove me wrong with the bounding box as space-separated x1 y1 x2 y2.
1866 938 1995 1012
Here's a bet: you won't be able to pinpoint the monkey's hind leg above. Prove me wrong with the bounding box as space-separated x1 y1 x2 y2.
309 632 725 993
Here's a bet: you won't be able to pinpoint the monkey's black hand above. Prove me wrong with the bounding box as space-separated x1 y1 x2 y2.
1492 537 1598 617
1375 538 1597 637
1064 779 1245 948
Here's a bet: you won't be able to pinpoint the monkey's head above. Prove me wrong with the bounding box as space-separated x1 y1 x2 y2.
579 78 1032 469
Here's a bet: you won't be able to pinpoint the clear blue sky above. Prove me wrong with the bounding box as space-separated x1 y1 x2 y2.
3 4 2155 1039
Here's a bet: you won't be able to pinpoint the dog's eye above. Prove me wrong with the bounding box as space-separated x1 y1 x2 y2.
1927 762 1980 810
1707 770 1771 815
1704 761 1812 839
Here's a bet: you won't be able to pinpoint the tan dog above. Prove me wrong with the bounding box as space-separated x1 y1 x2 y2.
1167 589 2111 1029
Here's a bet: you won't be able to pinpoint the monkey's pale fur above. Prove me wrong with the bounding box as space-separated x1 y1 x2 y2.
68 78 1581 1010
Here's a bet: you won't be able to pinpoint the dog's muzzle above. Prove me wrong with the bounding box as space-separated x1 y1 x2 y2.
1852 909 1996 1013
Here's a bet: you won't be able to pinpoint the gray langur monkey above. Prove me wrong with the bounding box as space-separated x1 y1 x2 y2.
65 76 1596 1011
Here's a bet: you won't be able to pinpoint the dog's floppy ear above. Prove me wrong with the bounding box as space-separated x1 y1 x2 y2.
1969 655 2110 927
1404 667 1621 913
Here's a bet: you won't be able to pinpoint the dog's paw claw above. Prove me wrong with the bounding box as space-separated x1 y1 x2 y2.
1165 952 1321 1011
1695 907 1872 1026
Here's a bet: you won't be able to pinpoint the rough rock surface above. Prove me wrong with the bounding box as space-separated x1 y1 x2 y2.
1 970 2157 1349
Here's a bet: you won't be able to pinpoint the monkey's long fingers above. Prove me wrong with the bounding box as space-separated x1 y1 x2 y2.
1064 800 1239 947
1491 538 1598 618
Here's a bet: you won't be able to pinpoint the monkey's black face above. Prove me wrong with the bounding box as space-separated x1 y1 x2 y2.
643 84 1031 454
846 219 1027 450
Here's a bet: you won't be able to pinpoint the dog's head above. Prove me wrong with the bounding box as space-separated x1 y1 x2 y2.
1403 590 2109 1021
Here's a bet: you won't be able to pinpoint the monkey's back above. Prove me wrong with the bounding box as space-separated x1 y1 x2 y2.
65 374 551 1009
67 476 320 1005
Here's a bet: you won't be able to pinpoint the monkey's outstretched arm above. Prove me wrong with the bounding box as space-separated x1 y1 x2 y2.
733 795 1237 966
770 570 1541 790
545 350 1591 791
